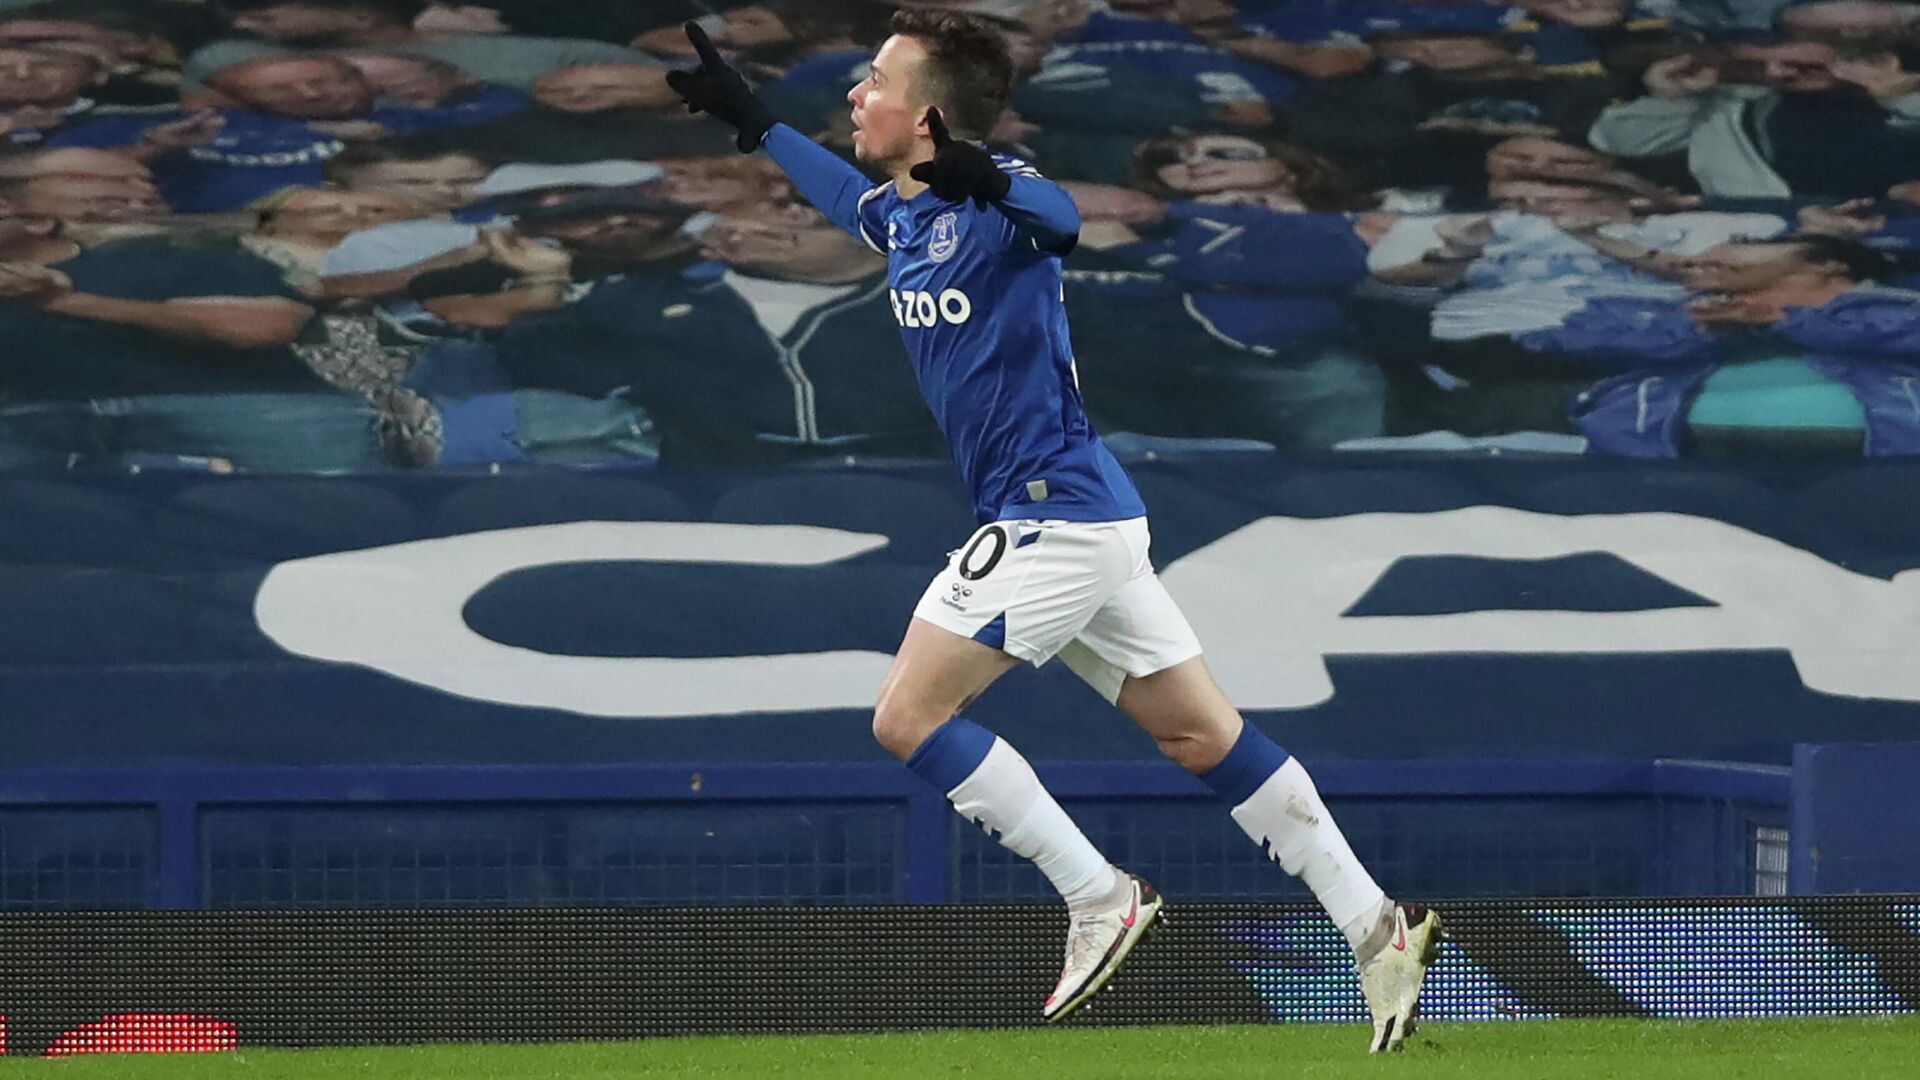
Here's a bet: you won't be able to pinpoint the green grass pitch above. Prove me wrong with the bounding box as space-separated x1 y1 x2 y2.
0 1018 1914 1079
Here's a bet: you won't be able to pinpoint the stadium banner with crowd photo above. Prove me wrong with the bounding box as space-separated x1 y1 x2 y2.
2 454 1918 770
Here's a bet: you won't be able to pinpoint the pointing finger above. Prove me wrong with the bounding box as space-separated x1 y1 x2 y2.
924 106 951 148
685 20 724 67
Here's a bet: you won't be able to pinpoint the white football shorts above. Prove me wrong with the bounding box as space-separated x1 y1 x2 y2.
911 516 1203 702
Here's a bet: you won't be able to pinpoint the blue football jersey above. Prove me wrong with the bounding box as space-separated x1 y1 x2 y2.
849 159 1145 524
764 124 1144 524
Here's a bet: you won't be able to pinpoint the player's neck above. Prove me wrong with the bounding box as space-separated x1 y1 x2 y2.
894 169 933 200
891 146 936 200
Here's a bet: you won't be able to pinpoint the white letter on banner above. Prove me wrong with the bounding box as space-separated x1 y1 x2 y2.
254 522 895 717
1159 508 1920 710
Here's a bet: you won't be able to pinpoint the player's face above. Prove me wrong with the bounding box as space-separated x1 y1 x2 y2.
848 35 932 169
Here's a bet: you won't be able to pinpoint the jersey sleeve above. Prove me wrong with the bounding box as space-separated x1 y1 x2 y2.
990 155 1080 258
763 123 888 252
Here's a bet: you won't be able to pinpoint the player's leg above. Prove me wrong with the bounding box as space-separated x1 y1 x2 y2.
1112 656 1393 947
1064 602 1387 941
1063 572 1440 1052
875 616 1128 918
889 519 1161 1022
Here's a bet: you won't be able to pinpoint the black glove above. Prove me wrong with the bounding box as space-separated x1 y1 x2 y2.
664 21 773 154
908 107 1011 208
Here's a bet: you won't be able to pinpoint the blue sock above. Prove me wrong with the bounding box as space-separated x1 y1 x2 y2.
904 716 998 794
1198 722 1291 806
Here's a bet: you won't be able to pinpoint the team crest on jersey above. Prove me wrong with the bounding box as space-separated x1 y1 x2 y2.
929 212 960 263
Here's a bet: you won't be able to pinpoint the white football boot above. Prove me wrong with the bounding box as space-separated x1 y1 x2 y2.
1042 873 1164 1022
1358 902 1443 1053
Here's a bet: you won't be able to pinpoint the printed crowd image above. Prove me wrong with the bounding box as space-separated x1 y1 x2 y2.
1 0 1917 473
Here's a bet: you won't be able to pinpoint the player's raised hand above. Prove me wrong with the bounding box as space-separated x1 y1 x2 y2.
909 106 1011 209
925 105 952 150
664 21 773 153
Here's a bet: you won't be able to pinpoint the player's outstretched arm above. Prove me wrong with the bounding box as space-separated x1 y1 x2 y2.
996 170 1081 256
762 125 884 244
665 21 877 242
910 108 1079 256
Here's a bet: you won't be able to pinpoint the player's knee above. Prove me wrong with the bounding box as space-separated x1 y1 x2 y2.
1152 716 1239 774
1154 732 1220 774
871 698 946 760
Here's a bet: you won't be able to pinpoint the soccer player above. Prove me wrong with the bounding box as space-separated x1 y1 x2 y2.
667 10 1440 1051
